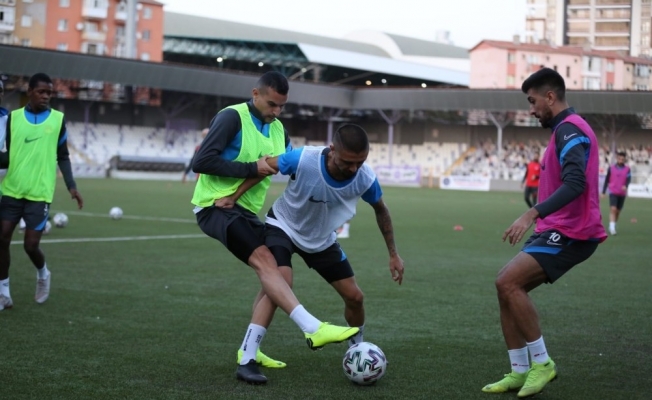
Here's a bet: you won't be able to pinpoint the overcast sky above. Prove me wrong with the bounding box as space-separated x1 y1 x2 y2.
159 0 527 48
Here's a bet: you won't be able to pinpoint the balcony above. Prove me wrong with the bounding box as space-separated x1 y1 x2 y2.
82 5 108 19
0 19 14 32
82 29 106 41
115 9 126 21
0 0 16 6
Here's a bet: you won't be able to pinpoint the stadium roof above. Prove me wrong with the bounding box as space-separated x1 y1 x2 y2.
2 45 652 114
384 33 469 59
164 12 391 58
163 12 469 86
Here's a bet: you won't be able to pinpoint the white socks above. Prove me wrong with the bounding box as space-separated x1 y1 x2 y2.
239 324 266 365
508 347 530 373
348 324 364 348
37 264 50 280
527 336 549 364
341 223 350 234
0 278 9 298
289 305 321 334
609 222 616 231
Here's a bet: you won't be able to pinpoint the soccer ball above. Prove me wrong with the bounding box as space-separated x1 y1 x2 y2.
43 221 52 235
342 342 387 385
109 207 123 220
53 213 69 228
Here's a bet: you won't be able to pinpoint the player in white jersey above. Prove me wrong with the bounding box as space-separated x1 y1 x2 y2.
215 124 404 384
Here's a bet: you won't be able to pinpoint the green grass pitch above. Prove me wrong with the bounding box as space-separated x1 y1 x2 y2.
1 178 650 399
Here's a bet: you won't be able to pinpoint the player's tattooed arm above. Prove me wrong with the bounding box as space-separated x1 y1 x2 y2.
371 199 396 254
371 198 404 285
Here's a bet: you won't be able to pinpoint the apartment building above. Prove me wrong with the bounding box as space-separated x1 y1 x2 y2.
470 39 652 90
525 0 652 57
0 0 163 61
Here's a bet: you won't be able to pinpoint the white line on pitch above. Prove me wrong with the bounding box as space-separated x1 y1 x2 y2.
59 211 196 224
10 233 205 245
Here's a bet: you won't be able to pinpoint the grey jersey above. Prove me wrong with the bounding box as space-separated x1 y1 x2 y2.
266 146 376 253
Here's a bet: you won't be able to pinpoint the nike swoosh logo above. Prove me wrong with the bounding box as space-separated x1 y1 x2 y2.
308 196 329 204
25 137 41 143
563 133 577 140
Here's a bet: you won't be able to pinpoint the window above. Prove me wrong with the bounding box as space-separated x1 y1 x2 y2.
21 38 31 46
0 11 4 22
142 29 150 41
553 65 558 71
635 65 650 77
635 84 648 91
57 19 68 31
606 83 613 90
21 14 31 27
140 52 150 61
566 66 571 77
56 43 68 51
507 53 515 63
59 0 70 7
143 6 152 19
507 75 515 86
606 62 614 72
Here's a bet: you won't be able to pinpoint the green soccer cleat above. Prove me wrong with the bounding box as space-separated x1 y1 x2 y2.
517 358 557 398
237 349 287 369
305 323 359 351
482 371 528 393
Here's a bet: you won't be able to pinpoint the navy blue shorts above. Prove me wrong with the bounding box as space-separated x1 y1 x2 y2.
264 223 354 284
0 196 50 231
609 194 626 210
522 229 599 283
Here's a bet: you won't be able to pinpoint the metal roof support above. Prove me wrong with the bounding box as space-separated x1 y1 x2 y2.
487 112 513 161
378 110 403 167
326 109 345 145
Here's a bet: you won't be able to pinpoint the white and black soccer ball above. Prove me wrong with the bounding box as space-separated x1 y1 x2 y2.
109 207 123 220
53 213 69 228
43 221 52 235
343 342 387 385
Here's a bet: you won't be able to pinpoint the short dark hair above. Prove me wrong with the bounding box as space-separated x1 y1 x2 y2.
521 67 566 101
28 73 53 89
256 71 289 95
617 151 627 157
333 124 369 153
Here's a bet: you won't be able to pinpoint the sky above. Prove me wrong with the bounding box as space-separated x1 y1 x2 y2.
159 0 527 49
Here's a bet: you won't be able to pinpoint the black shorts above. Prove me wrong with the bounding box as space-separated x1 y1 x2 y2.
524 186 538 197
609 194 626 210
522 229 599 283
0 196 50 231
264 224 354 284
195 204 265 265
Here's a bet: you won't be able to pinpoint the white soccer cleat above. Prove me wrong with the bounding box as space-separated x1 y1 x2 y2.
0 294 13 310
35 272 51 304
609 228 617 236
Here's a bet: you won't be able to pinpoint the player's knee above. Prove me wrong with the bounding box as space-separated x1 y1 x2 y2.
23 238 40 254
343 288 364 309
0 233 11 248
248 246 278 272
495 274 517 300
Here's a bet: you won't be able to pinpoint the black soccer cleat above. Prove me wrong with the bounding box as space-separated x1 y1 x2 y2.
236 359 268 385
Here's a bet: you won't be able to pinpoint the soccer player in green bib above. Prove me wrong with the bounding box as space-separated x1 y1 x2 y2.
0 73 83 311
191 72 358 384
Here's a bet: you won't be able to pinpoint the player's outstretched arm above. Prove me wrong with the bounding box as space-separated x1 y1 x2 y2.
370 198 404 285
